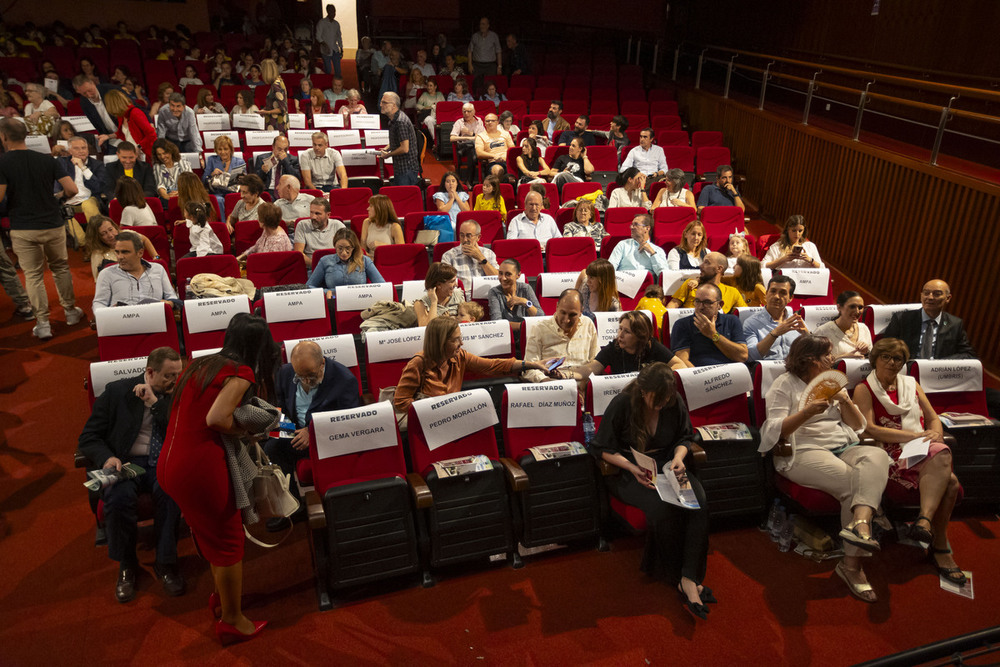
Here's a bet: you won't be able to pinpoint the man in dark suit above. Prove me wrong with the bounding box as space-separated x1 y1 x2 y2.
883 279 976 360
72 74 119 154
78 348 185 603
104 141 157 199
253 134 300 197
57 136 109 219
263 340 360 530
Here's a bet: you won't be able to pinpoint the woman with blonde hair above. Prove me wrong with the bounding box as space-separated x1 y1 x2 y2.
360 193 404 254
177 172 219 222
195 87 226 114
307 229 385 297
665 220 708 270
258 59 288 133
83 215 158 280
339 88 366 118
725 233 751 270
575 258 621 316
404 68 426 110
203 134 247 195
105 88 155 162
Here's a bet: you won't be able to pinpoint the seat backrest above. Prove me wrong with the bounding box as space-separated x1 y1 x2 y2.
586 372 639 429
379 185 423 218
651 206 696 247
333 281 394 335
697 146 731 175
674 363 754 426
309 402 407 496
182 295 251 355
662 307 695 348
517 181 559 209
663 146 695 173
691 131 724 149
545 236 596 273
123 225 171 261
491 239 544 277
602 207 646 236
373 243 431 284
909 359 989 417
459 319 514 360
402 210 438 243
560 181 602 203
456 210 503 245
502 380 581 459
435 100 463 123
88 356 149 407
329 186 373 220
751 360 788 427
834 358 876 391
656 130 689 146
282 333 362 392
95 302 180 361
799 304 840 332
364 326 426 397
863 303 921 340
232 219 262 255
246 251 308 288
406 388 501 473
260 287 331 342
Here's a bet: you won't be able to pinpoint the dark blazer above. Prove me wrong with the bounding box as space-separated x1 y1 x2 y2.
79 95 118 135
78 375 171 468
253 152 301 194
276 357 360 429
883 309 977 360
57 155 110 204
105 160 158 199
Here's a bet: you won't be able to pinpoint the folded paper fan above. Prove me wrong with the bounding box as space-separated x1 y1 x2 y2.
798 370 848 411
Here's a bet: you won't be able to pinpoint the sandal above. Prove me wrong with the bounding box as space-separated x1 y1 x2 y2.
835 561 877 603
929 547 967 586
698 585 718 605
908 515 934 544
839 519 881 553
677 584 709 620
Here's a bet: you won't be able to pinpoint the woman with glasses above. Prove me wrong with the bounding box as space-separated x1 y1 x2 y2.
852 337 965 587
814 291 872 360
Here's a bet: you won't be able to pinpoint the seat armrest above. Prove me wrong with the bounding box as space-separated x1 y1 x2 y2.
406 472 434 509
74 450 91 469
499 458 529 492
942 434 957 447
598 460 619 476
305 490 326 530
689 442 707 465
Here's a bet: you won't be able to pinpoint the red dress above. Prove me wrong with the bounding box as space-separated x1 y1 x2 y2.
158 363 255 566
116 105 156 163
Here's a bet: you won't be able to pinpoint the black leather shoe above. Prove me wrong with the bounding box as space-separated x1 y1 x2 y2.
115 566 136 603
94 524 107 547
154 563 185 597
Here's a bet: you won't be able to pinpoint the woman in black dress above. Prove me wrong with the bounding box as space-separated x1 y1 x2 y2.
589 362 714 619
576 311 687 379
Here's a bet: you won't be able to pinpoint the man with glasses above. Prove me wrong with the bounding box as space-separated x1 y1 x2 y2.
378 92 421 186
263 340 360 531
608 213 669 277
449 103 484 185
293 197 345 266
475 113 514 179
442 220 498 285
671 283 748 367
883 279 976 360
743 276 807 360
506 190 561 245
667 251 747 313
619 128 668 183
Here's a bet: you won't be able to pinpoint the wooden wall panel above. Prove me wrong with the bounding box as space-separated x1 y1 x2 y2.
680 89 1000 373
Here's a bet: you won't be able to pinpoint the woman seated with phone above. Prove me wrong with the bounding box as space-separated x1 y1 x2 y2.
576 311 689 379
763 215 824 269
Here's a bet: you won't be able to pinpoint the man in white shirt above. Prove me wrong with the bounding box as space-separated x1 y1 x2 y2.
450 103 484 185
506 191 561 246
293 197 345 265
522 289 598 383
93 232 178 311
608 213 669 276
442 220 499 285
274 175 314 229
620 128 667 182
71 75 118 152
413 49 436 78
299 132 347 191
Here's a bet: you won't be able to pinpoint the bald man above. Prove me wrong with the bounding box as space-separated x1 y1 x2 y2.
667 251 747 313
474 112 514 178
522 289 598 383
883 279 976 360
263 340 360 529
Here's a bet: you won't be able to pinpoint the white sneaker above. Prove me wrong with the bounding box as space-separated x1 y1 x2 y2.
65 306 86 326
32 320 53 340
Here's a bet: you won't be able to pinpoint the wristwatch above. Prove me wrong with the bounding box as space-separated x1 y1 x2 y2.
479 258 488 265
525 301 533 309
711 332 721 343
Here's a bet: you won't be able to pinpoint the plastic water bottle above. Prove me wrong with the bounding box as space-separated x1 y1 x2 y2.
769 504 786 542
778 513 796 552
765 499 781 538
582 412 596 446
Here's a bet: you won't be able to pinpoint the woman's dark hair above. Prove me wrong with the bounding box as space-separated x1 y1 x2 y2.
733 255 763 293
778 214 808 251
531 120 545 136
239 173 265 195
617 166 641 188
836 290 861 307
422 316 460 369
522 136 539 159
784 334 832 380
438 170 465 192
611 114 628 131
424 261 457 290
185 201 208 228
618 311 654 357
623 362 677 452
115 176 147 209
172 313 279 404
152 138 180 164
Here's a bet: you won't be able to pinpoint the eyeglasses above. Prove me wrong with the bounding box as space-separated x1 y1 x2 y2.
630 222 648 228
878 353 905 365
334 245 353 252
485 119 497 123
693 299 719 307
458 232 479 240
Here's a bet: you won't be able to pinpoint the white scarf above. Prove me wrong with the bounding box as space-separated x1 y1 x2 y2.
865 371 922 432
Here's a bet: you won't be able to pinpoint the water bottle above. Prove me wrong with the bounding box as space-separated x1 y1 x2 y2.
582 412 595 447
765 499 780 537
778 513 796 552
769 503 786 542
185 277 193 300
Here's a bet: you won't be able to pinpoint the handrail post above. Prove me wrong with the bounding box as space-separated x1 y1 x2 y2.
636 38 642 68
723 54 738 99
652 40 660 75
695 49 707 89
759 61 775 110
672 46 680 81
931 95 958 166
802 70 821 125
853 81 874 141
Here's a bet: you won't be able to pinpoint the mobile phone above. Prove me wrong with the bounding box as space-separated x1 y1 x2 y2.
546 357 566 371
792 245 803 255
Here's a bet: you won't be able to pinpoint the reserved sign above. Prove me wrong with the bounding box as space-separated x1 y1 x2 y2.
341 148 377 166
778 268 830 297
539 272 578 298
675 363 753 411
202 130 240 147
660 269 699 295
350 113 381 130
365 326 426 363
184 295 250 334
915 359 982 394
758 360 786 398
64 115 96 132
95 302 167 337
287 129 315 147
327 129 362 147
313 401 397 458
89 357 147 398
283 333 358 367
364 129 389 147
334 281 393 311
867 303 921 335
458 320 511 357
665 307 695 334
401 280 425 303
800 304 839 331
244 130 280 146
232 113 265 130
411 389 497 451
589 372 638 417
471 274 524 299
506 380 578 427
313 113 344 128
288 113 307 129
615 269 648 299
190 347 222 359
840 358 876 390
262 288 325 323
195 113 230 131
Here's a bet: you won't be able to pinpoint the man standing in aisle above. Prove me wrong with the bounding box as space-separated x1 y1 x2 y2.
315 4 344 77
378 92 421 186
468 17 502 85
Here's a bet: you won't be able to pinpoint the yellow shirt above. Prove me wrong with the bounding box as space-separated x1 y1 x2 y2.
672 280 746 313
474 193 507 218
636 296 667 329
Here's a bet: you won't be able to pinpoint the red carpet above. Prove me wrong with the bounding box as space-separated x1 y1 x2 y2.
1 216 998 666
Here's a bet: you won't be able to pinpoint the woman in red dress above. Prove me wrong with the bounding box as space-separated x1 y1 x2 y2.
104 88 156 163
158 313 280 643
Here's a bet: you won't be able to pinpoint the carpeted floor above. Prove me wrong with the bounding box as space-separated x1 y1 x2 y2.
1 196 998 666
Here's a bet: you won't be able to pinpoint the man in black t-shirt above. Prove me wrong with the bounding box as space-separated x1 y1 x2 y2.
0 118 84 340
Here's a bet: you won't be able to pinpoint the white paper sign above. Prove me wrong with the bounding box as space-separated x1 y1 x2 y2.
180 152 201 170
778 268 830 297
313 401 398 458
615 270 648 299
757 360 786 398
341 148 377 166
103 154 119 164
327 129 362 147
589 372 638 417
506 380 578 427
866 303 921 335
539 272 578 298
196 113 230 131
233 113 265 130
593 310 654 345
283 334 358 367
364 129 390 147
202 130 240 147
313 113 344 129
350 114 381 130
95 302 168 337
64 115 96 132
262 287 326 323
184 295 250 334
401 280 425 303
287 129 315 147
915 359 983 394
660 269 699 295
89 357 147 398
838 358 874 389
191 347 222 358
665 308 695 337
334 281 393 311
25 135 51 154
365 326 426 363
800 304 839 331
288 113 306 129
520 316 547 348
471 274 524 299
459 320 511 357
675 363 753 411
411 388 498 451
244 130 280 147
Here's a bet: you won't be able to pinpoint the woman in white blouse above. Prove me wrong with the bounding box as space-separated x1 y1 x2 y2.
652 168 697 210
814 291 873 360
763 215 823 269
608 167 651 209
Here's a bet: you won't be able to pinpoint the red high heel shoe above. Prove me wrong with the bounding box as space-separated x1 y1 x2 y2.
215 619 268 645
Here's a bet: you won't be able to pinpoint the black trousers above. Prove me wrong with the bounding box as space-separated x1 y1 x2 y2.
102 455 181 567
